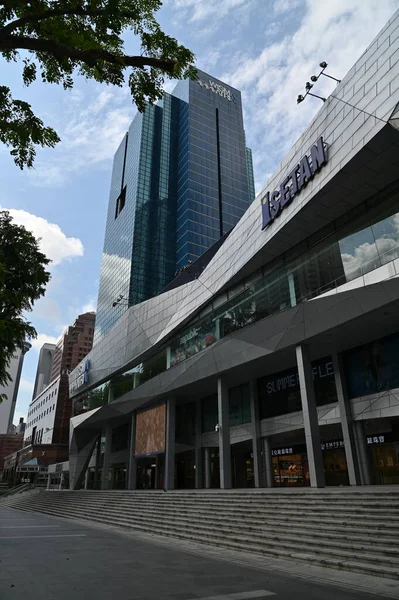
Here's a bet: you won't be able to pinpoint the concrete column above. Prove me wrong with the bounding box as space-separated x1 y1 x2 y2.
296 344 325 488
101 426 112 490
164 398 176 490
195 400 203 489
84 468 90 490
217 376 232 489
354 420 373 485
47 473 51 490
58 472 64 491
332 353 361 486
204 447 212 489
249 380 261 488
263 436 274 488
127 413 137 490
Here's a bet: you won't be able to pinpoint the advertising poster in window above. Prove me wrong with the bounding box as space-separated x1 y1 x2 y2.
257 357 337 419
170 317 217 367
135 404 166 457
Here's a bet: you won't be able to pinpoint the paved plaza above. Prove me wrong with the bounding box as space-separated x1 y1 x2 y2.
0 506 397 600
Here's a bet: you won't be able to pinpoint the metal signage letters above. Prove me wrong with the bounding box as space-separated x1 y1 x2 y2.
261 136 327 229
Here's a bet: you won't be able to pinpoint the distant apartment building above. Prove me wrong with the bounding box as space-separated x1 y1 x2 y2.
1 313 97 484
0 342 31 435
24 312 96 450
31 342 55 400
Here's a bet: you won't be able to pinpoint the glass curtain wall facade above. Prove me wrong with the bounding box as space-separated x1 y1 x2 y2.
175 71 253 269
94 70 255 343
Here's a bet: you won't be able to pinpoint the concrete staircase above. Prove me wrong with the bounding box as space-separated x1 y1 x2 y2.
2 488 399 580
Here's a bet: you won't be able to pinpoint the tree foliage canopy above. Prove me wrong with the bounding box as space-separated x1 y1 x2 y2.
0 0 196 168
0 210 50 400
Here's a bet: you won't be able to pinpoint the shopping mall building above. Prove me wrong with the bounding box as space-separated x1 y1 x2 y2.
69 11 399 491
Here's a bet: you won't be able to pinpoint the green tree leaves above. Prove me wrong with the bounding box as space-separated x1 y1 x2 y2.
0 0 195 167
0 210 51 399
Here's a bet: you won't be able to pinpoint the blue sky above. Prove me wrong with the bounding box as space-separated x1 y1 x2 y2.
3 0 397 421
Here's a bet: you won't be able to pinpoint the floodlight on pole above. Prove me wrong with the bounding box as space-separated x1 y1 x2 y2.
296 61 389 124
112 294 130 308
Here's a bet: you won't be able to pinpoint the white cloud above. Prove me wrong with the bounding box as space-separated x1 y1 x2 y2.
218 0 398 191
82 298 97 313
4 208 84 266
274 0 302 14
30 332 59 350
18 378 35 393
26 86 133 188
170 0 251 22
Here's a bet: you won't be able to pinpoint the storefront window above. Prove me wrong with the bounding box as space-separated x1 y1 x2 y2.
273 451 309 487
111 371 135 400
170 316 218 366
135 353 167 387
344 331 399 398
258 357 337 419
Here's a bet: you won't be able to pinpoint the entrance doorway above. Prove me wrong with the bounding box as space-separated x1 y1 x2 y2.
231 441 254 488
136 455 164 489
323 448 349 486
176 451 195 489
112 464 127 489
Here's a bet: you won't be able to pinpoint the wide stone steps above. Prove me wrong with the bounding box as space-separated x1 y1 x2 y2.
8 493 398 547
8 501 399 580
7 493 399 533
21 496 399 531
4 489 399 580
14 500 399 561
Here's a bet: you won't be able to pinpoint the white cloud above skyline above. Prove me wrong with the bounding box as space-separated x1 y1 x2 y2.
170 0 251 22
4 208 84 266
25 87 134 188
30 332 59 351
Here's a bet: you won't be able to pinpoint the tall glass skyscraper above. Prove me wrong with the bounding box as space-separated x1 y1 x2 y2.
94 70 255 343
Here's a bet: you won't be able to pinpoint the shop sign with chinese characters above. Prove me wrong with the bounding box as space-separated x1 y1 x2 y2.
367 435 385 444
272 448 293 456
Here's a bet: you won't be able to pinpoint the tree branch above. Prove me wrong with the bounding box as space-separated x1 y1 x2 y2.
0 7 139 36
0 35 175 73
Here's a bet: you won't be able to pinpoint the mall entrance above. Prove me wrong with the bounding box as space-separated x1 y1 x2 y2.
111 464 127 489
136 455 164 489
231 441 255 488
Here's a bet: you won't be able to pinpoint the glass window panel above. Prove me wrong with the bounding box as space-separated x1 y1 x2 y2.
372 213 399 266
339 226 380 281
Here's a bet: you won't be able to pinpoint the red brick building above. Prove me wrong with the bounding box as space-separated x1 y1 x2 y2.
50 312 96 381
0 433 24 478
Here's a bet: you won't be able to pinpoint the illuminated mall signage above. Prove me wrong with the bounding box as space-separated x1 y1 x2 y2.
69 359 90 394
197 79 236 103
261 136 327 229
